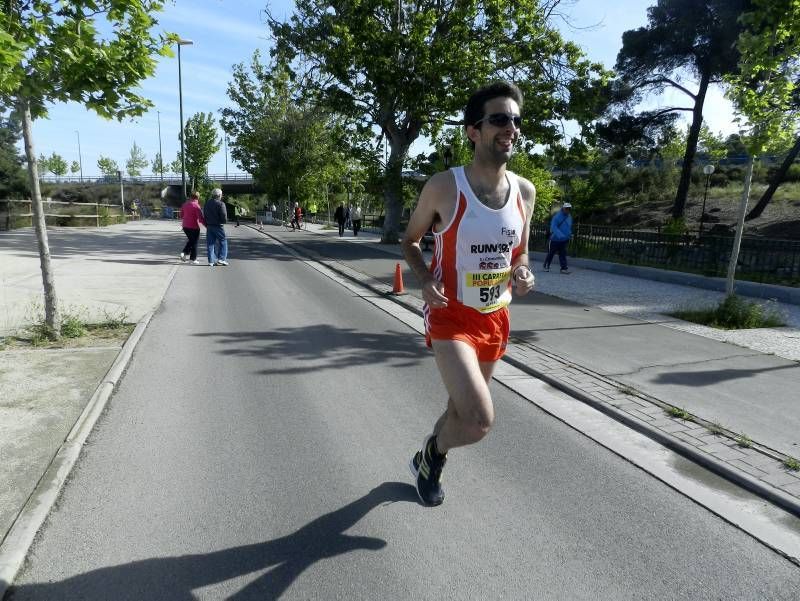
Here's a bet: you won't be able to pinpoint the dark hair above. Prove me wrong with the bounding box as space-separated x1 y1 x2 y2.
463 81 523 149
464 80 523 128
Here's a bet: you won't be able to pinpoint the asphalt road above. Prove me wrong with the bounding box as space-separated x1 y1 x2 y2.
7 227 800 600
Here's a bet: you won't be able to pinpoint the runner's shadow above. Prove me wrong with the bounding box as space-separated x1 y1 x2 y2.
653 363 798 386
5 482 417 601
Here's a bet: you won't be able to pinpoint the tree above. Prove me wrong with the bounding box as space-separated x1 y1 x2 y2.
726 0 800 220
182 112 219 190
267 0 605 242
46 151 67 177
0 1 171 336
221 54 352 214
0 109 27 198
126 141 148 176
97 156 120 177
613 0 751 220
167 157 183 174
70 160 80 175
152 151 165 177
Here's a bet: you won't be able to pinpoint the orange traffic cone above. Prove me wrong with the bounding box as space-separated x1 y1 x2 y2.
392 262 405 295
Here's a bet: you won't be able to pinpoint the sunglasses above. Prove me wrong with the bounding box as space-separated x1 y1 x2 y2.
474 112 522 129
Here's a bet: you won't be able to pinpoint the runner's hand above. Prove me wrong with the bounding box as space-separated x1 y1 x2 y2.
513 267 535 296
422 279 448 308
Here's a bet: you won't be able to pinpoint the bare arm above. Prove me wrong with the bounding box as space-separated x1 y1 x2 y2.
512 178 536 296
401 172 453 307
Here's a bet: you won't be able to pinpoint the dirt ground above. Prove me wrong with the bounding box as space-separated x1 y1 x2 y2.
592 190 800 240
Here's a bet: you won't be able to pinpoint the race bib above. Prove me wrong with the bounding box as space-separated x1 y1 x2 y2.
463 269 511 313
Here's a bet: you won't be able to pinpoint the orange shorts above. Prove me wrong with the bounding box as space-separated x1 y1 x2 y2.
424 302 510 362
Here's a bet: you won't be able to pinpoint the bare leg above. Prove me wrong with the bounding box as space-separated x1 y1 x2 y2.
430 339 498 453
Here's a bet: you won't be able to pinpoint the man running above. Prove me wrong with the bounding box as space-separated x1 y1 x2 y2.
401 81 536 507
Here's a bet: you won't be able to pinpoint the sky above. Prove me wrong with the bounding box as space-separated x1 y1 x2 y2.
27 0 738 178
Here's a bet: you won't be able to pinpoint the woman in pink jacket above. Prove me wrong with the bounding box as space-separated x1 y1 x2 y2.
180 192 206 264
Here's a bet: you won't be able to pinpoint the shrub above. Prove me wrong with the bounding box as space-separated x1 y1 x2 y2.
672 295 785 329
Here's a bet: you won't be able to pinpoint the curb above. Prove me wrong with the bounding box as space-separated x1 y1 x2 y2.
0 265 178 598
255 227 800 520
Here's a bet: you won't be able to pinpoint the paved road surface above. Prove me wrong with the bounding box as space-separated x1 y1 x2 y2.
7 228 800 600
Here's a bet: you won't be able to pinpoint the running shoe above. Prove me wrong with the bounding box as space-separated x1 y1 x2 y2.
410 435 446 507
180 253 186 262
218 260 229 266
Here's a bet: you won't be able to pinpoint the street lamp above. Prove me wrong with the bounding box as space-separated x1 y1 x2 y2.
224 133 228 179
157 110 163 183
75 130 83 182
700 164 715 236
177 38 193 200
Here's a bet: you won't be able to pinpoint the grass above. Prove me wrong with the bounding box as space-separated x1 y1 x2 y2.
708 422 725 436
735 434 753 448
784 457 800 472
666 406 693 421
671 294 785 330
9 304 133 349
616 384 638 396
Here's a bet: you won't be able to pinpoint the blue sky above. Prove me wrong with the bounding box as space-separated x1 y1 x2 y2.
29 0 736 177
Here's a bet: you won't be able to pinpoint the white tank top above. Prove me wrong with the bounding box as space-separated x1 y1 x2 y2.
431 166 527 313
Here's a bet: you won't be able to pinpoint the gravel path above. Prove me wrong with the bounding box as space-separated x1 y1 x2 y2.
532 266 800 363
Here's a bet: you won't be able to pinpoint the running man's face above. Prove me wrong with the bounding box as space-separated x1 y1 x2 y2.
469 96 521 166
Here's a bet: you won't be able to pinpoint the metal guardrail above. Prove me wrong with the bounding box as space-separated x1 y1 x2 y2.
38 173 254 185
530 223 800 287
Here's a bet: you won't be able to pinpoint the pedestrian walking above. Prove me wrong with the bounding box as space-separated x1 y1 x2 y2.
180 192 205 264
401 80 535 506
203 188 229 266
352 204 363 236
334 203 346 237
543 202 572 274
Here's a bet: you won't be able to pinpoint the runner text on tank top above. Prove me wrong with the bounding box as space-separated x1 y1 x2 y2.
430 166 527 314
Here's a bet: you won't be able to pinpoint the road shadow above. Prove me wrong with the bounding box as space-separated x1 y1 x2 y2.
5 482 417 601
194 325 427 375
652 362 799 386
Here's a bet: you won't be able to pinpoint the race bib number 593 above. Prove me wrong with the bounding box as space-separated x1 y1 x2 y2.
463 270 510 312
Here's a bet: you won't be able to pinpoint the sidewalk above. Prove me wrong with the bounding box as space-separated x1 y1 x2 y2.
2 220 800 583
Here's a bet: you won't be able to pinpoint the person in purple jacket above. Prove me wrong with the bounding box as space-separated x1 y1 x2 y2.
180 192 206 264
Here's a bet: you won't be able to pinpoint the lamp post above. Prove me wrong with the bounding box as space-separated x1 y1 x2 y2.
699 164 715 236
224 133 228 179
117 170 124 213
75 130 83 182
157 110 163 183
177 38 193 200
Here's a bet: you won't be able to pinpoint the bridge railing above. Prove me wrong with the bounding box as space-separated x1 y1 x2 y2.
39 173 255 185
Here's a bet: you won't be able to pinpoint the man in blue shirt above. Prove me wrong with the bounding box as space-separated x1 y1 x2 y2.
543 202 572 274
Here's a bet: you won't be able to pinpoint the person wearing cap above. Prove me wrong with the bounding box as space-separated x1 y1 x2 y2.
543 202 572 274
203 188 229 266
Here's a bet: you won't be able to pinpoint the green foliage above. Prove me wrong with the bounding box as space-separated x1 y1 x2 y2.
221 54 351 211
151 152 164 176
662 217 688 236
726 0 800 154
97 156 119 177
612 0 751 218
672 295 786 329
181 112 219 189
0 1 173 121
126 141 148 176
267 0 607 241
0 112 27 197
39 151 67 176
508 151 560 221
60 314 87 338
70 160 80 175
785 457 800 471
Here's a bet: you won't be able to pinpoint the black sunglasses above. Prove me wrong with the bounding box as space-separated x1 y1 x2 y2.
474 112 522 129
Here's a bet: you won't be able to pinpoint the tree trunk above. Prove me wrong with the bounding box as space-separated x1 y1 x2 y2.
746 134 800 221
726 155 754 296
18 97 61 337
381 136 411 244
671 71 711 220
